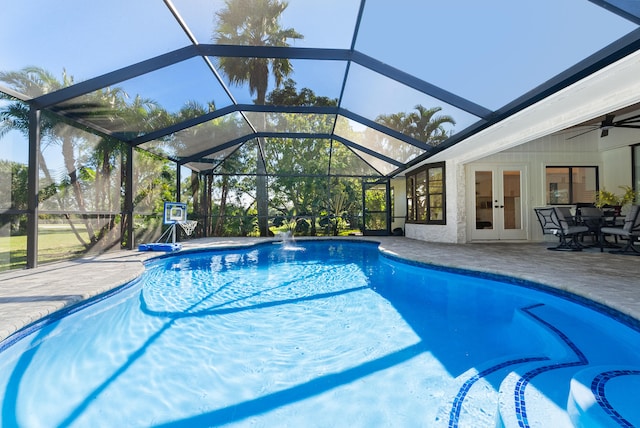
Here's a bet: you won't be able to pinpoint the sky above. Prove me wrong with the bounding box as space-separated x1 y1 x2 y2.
353 0 636 109
0 0 638 166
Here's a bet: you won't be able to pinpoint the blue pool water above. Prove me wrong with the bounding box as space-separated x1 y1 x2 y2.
0 241 639 427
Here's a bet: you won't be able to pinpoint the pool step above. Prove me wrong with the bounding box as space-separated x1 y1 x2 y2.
567 365 640 427
496 364 640 428
435 356 548 427
495 304 640 428
433 304 570 427
433 303 640 428
497 367 576 427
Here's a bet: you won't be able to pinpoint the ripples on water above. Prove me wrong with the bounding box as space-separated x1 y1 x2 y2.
0 241 638 427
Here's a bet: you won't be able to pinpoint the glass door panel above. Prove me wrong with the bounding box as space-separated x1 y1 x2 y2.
470 166 527 240
475 171 494 230
502 170 521 230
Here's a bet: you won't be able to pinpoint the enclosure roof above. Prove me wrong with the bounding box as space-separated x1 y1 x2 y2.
2 0 640 177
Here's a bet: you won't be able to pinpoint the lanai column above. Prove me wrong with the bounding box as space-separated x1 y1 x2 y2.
26 107 40 269
123 144 134 250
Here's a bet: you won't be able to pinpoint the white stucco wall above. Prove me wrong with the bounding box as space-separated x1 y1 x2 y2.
390 177 406 232
602 146 633 193
404 160 465 243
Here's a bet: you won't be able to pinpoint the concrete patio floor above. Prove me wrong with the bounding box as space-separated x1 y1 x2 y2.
0 236 639 344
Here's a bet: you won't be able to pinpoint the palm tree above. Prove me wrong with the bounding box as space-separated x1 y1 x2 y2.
377 104 456 147
376 111 409 133
406 105 456 147
0 67 170 246
0 67 93 245
213 0 303 236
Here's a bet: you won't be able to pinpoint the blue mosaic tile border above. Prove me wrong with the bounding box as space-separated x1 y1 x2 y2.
512 304 589 428
591 369 640 427
448 356 548 428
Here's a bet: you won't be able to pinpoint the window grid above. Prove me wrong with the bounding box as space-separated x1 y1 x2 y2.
406 162 446 225
545 166 599 205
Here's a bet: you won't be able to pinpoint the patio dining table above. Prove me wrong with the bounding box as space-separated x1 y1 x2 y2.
576 208 622 252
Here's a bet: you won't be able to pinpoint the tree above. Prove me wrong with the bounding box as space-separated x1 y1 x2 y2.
267 79 337 107
0 160 28 232
0 67 92 245
377 104 456 147
213 0 303 236
208 142 258 237
261 81 364 236
407 105 456 146
0 67 178 249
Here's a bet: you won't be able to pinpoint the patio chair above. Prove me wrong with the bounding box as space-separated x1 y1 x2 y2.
556 206 577 225
578 206 603 244
534 207 589 251
600 205 640 255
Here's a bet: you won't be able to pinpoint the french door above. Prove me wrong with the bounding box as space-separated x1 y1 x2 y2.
469 165 527 240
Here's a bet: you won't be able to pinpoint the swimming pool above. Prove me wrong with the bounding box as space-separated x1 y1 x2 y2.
0 240 638 427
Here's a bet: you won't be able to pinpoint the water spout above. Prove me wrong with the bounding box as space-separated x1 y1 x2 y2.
279 230 304 251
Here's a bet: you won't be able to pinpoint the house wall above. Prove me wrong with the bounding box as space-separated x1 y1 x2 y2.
401 48 640 245
404 130 635 243
405 159 466 243
597 126 637 192
390 177 406 233
602 146 633 193
473 133 601 242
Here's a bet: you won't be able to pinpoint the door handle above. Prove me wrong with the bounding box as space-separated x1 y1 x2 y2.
494 205 504 208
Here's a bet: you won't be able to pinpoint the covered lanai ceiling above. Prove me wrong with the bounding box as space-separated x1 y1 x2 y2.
2 0 640 178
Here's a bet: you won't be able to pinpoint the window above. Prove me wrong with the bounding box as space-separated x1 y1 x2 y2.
406 162 446 224
545 166 598 204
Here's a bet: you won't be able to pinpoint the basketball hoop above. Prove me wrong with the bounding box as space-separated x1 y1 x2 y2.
178 220 198 236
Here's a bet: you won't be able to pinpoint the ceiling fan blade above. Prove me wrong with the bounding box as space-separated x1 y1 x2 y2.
614 113 640 127
566 127 598 140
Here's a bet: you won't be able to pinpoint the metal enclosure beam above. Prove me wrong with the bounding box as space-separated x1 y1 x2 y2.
123 144 135 250
176 162 181 203
26 107 40 268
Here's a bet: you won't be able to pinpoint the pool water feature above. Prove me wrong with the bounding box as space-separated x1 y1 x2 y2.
0 241 639 427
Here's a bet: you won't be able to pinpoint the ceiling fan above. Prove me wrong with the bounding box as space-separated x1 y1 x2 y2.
567 113 640 139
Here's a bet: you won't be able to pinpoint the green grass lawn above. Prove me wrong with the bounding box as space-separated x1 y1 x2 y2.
0 225 87 271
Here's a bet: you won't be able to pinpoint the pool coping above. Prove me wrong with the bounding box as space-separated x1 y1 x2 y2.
1 236 639 345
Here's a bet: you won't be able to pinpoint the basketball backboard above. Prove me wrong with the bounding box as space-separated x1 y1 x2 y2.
163 202 187 224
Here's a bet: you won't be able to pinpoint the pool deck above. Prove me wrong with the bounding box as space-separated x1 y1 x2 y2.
0 236 639 343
